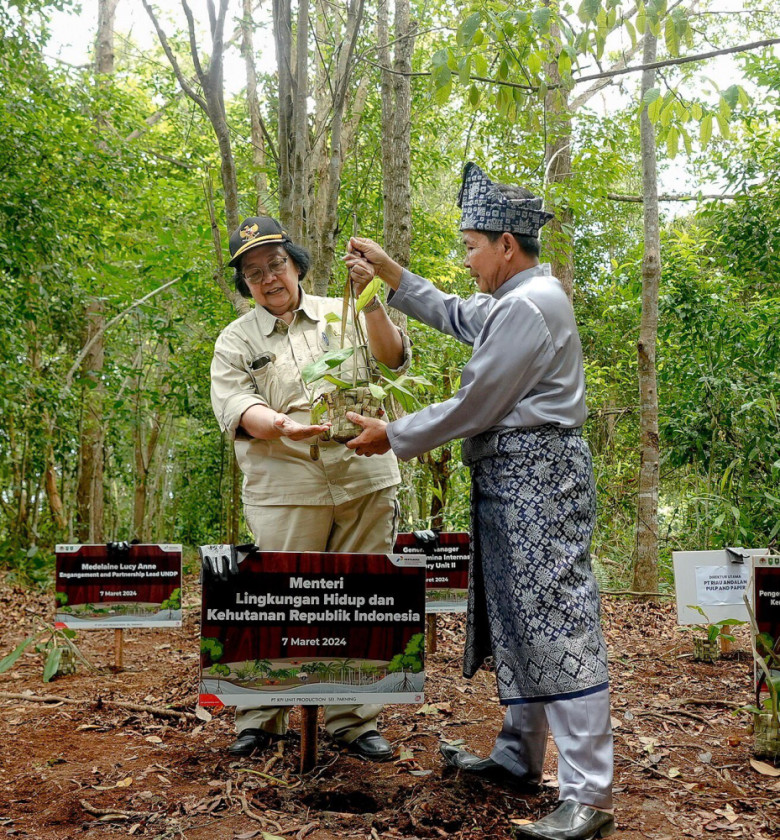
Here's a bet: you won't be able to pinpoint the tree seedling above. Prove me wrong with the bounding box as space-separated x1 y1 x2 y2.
0 620 97 682
301 277 431 447
682 604 745 643
679 606 745 663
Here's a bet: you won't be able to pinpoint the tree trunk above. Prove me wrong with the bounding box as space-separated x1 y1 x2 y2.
632 29 661 594
75 292 106 544
43 411 66 533
378 0 415 268
272 0 309 243
95 0 119 75
241 0 269 215
306 0 366 295
75 0 119 543
273 0 295 231
544 14 574 300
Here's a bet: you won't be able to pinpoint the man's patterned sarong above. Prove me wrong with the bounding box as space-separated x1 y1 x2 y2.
462 426 609 703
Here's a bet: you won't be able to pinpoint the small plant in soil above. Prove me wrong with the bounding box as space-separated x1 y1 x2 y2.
301 277 430 446
680 605 744 662
0 620 97 681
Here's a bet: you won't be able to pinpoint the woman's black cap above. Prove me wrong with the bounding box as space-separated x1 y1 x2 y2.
228 216 291 267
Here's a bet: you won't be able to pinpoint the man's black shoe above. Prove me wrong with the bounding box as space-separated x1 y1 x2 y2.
439 742 539 789
511 800 615 840
228 728 281 757
342 730 393 761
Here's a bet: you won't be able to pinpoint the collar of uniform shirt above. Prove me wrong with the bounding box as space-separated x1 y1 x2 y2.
253 286 320 336
492 262 551 300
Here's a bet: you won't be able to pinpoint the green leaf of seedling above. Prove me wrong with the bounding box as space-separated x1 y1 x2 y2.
368 383 387 401
324 312 341 323
301 347 354 384
0 635 39 673
43 647 62 682
323 374 351 389
311 401 328 423
355 278 383 314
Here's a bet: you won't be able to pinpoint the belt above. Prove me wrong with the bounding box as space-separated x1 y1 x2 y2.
461 424 582 466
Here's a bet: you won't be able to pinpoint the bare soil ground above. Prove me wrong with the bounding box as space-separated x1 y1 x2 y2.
1 574 778 840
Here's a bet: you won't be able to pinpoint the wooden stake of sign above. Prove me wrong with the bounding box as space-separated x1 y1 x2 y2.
300 706 319 773
426 613 438 654
114 629 124 670
719 625 734 654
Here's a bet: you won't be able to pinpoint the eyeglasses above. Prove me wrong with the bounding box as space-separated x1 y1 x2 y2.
244 256 288 285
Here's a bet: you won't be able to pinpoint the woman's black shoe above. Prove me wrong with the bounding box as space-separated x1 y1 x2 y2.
228 728 281 756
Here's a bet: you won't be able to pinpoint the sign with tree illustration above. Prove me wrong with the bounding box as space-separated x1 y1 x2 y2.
55 544 182 629
199 551 426 708
394 532 470 613
752 554 780 709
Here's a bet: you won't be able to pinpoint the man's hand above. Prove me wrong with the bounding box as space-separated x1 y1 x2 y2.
199 544 239 581
343 253 376 298
273 413 331 441
345 237 403 290
345 412 392 456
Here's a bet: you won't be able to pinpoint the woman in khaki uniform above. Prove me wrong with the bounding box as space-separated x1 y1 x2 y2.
209 216 410 760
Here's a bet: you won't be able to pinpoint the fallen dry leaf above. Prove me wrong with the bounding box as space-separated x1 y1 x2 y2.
115 777 133 788
145 736 163 744
749 757 780 777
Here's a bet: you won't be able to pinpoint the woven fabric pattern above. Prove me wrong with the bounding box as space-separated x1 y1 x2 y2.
457 162 554 236
463 428 609 702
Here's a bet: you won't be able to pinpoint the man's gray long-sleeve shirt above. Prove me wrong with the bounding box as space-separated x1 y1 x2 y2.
386 264 588 461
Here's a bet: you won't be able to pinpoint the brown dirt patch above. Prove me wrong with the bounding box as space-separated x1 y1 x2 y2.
0 577 778 839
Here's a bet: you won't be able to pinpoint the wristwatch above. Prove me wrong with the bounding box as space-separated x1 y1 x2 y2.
361 296 383 313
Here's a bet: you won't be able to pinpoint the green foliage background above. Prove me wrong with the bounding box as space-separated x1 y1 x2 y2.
1 1 778 592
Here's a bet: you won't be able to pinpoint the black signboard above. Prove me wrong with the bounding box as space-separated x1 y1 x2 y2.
55 544 182 629
753 555 780 706
199 550 426 709
394 532 470 613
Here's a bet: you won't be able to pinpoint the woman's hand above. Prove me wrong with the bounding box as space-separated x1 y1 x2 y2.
272 413 331 441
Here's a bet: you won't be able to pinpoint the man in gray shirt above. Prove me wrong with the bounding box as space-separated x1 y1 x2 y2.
344 163 614 840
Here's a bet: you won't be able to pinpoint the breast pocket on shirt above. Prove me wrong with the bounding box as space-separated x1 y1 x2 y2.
247 352 280 405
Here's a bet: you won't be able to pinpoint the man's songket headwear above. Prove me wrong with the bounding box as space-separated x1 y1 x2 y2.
457 162 554 237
